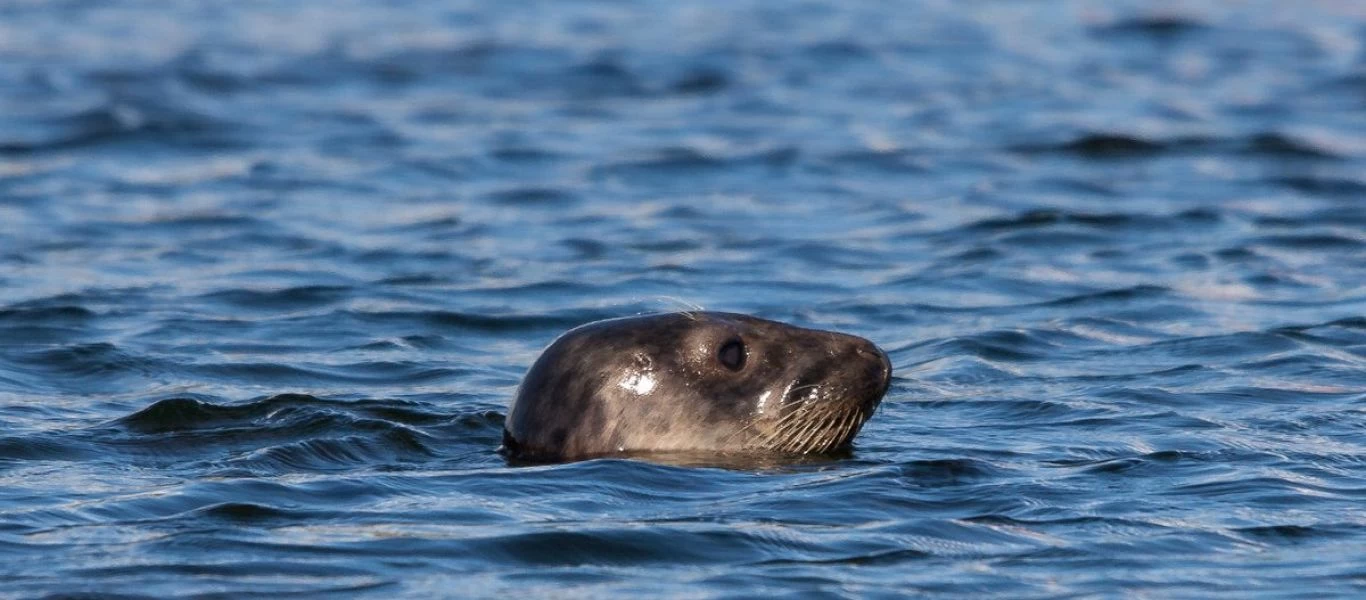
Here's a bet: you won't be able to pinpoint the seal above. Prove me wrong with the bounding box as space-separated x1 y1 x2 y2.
503 311 892 461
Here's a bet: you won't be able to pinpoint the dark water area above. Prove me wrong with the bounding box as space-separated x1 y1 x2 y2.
2 0 1365 596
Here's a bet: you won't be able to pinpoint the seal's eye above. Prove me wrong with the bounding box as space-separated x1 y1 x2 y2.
717 339 746 371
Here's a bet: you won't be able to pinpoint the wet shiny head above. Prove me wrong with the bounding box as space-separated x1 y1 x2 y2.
503 312 892 462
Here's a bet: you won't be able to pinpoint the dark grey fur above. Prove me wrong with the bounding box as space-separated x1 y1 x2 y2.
503 312 891 461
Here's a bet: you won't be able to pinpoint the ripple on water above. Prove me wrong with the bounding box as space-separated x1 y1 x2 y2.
2 0 1366 597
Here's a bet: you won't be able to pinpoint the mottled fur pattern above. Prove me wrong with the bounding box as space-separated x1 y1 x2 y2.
504 312 891 461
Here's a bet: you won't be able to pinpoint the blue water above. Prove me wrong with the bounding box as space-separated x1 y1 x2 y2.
2 0 1365 596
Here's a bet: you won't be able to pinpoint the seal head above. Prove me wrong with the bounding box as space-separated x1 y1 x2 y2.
503 312 892 461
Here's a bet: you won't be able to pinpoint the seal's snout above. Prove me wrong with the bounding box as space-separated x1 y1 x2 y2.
835 333 890 404
851 337 893 408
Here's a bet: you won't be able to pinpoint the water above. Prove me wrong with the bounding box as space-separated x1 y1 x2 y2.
2 0 1365 596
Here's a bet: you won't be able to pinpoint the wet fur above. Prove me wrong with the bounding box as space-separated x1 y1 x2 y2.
504 312 891 462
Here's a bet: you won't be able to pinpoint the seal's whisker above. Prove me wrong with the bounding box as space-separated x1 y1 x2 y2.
794 422 821 453
794 409 835 453
778 402 820 429
773 407 820 452
762 414 798 444
748 413 793 450
769 409 816 449
814 412 841 453
729 394 815 449
724 421 761 447
790 423 816 453
835 408 860 449
811 407 851 454
746 398 871 454
824 408 851 451
730 408 801 449
817 405 852 452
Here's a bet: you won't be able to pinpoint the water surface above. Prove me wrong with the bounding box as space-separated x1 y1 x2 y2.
2 1 1365 597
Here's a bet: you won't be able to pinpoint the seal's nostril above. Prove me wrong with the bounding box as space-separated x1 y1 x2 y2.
853 340 889 370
